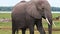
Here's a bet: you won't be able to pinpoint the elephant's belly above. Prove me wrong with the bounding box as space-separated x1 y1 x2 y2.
17 22 27 28
17 19 34 28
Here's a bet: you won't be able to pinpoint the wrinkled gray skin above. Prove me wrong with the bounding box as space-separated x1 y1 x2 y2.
12 0 52 34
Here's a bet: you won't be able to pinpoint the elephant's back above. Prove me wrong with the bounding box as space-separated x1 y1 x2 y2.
12 2 27 13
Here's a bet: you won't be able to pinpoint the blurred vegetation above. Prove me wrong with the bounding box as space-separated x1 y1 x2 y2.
0 7 60 11
0 7 13 11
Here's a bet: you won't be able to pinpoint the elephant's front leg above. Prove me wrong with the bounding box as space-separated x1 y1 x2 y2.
35 19 46 34
29 25 34 34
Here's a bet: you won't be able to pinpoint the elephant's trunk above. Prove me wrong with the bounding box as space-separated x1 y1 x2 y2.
46 18 56 27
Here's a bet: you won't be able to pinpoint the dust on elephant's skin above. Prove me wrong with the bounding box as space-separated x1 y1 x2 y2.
12 0 52 34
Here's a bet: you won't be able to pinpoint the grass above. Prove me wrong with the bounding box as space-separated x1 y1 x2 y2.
0 29 11 34
0 22 12 29
52 13 60 18
0 13 11 18
0 29 60 34
0 13 60 34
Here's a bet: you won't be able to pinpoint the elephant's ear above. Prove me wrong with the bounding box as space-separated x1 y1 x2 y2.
26 3 41 19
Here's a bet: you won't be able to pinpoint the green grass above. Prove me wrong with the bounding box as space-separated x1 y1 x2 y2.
52 13 60 18
0 29 60 34
0 22 11 26
0 29 11 34
0 22 12 29
0 13 11 18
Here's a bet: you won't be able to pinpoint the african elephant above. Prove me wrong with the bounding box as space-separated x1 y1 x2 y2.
12 0 52 34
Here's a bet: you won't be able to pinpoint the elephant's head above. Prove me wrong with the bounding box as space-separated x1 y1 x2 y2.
26 0 54 34
27 0 52 22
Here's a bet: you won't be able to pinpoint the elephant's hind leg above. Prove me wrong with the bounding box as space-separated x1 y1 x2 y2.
12 27 16 34
22 28 26 34
12 21 16 34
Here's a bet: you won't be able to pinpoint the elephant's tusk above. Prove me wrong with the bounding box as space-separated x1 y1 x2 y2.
46 18 50 25
46 18 56 27
53 21 56 27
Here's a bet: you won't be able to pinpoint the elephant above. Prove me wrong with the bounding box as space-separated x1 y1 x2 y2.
11 0 52 34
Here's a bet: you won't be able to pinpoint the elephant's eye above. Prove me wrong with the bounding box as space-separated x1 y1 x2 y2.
42 8 44 9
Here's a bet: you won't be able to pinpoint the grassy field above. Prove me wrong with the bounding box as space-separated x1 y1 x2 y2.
0 29 60 34
52 13 60 18
0 13 60 34
0 13 11 18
